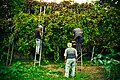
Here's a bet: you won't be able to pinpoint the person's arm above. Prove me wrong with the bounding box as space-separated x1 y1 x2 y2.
73 29 75 36
73 32 75 36
40 32 42 39
39 29 42 39
64 56 67 63
64 49 67 63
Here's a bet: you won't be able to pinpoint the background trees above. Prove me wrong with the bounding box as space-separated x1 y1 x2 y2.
0 0 120 62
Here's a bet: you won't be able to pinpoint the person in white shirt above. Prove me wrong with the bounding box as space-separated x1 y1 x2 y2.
64 43 78 78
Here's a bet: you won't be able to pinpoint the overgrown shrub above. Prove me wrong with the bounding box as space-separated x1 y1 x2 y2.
93 49 120 79
0 61 26 80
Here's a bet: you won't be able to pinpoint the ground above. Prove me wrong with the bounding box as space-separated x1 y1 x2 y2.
18 61 106 80
42 63 106 80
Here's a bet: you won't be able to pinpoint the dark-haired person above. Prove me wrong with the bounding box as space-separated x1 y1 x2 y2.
73 27 83 51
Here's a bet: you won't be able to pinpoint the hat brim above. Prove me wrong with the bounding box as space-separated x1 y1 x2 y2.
38 25 43 28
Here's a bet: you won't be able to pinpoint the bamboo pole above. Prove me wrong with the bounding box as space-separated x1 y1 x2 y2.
39 3 45 66
39 42 42 66
80 48 83 66
6 44 10 66
78 53 87 60
91 45 95 61
9 43 14 65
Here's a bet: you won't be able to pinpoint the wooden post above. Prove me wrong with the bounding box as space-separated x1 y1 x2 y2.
91 45 95 61
6 44 10 66
9 42 14 65
34 1 45 66
80 48 83 66
91 41 95 61
39 41 42 66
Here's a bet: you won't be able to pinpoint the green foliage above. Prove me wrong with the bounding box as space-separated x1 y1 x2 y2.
43 59 50 65
61 63 65 68
1 1 120 79
0 60 105 80
10 2 119 62
102 0 120 9
19 64 97 80
110 64 120 79
0 61 26 80
93 49 120 79
13 12 38 54
1 1 120 62
0 0 25 64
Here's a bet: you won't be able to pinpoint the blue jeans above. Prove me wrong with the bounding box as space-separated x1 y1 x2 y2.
65 59 76 78
36 39 42 53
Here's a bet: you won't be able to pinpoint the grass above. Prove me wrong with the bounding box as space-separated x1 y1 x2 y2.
0 60 106 80
17 61 106 80
20 66 90 80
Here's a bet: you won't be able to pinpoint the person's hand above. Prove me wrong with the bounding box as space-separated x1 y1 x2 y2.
73 33 74 36
64 60 66 63
76 59 78 63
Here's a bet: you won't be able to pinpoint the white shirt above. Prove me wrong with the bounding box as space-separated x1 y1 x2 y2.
64 47 78 58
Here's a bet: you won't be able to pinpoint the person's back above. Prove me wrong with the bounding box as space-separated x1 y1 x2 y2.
66 47 76 59
35 30 41 39
35 25 42 54
64 43 77 78
73 28 83 39
73 28 83 51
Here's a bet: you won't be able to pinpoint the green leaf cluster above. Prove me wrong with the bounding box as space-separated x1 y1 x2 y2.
0 61 26 80
93 49 120 79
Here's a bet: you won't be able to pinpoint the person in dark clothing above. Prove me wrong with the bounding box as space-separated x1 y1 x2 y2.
73 28 83 51
35 25 42 54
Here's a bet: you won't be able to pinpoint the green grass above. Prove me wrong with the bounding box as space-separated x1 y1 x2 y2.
20 66 90 80
18 63 104 80
0 61 106 80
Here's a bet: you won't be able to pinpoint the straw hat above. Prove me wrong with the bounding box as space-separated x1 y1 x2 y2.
67 43 72 47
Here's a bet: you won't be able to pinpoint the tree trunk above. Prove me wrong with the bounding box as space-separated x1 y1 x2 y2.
6 44 10 66
9 43 14 65
91 45 95 61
